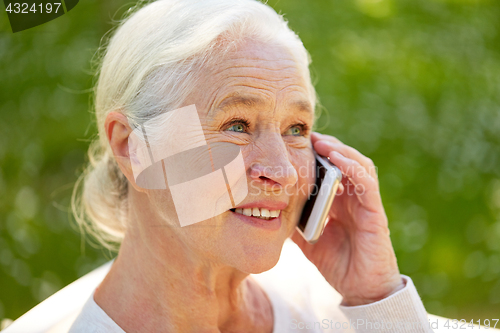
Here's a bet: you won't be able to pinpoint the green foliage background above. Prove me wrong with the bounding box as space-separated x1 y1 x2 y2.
1 0 499 323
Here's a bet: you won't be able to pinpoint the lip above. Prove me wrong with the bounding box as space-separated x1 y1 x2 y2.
231 210 282 231
233 200 288 211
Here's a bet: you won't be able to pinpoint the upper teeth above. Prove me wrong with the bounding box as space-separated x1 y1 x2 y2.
234 208 280 219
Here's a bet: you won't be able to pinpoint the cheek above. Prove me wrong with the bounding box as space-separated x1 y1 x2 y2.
287 149 315 217
281 149 314 236
290 148 315 194
146 189 180 226
297 161 315 202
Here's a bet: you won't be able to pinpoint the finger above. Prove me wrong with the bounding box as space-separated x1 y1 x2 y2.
338 182 344 194
328 151 382 211
314 140 378 180
311 132 343 146
329 150 376 189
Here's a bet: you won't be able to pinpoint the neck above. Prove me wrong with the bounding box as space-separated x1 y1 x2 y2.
93 190 273 333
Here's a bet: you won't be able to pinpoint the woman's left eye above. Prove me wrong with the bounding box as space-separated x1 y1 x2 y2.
285 125 305 136
226 123 246 133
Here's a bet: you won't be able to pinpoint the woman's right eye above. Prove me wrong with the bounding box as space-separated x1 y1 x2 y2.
223 119 250 133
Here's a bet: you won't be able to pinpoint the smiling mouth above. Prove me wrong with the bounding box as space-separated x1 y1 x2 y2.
229 207 281 221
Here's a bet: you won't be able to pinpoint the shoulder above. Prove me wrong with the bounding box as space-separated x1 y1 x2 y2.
69 290 126 333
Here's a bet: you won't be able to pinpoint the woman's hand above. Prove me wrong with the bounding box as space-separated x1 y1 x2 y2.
291 132 404 306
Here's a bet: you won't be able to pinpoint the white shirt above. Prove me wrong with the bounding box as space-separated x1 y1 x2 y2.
69 239 433 333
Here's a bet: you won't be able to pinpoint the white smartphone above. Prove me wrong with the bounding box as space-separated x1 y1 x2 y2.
296 152 343 244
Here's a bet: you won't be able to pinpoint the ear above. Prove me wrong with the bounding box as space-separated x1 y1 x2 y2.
104 112 144 192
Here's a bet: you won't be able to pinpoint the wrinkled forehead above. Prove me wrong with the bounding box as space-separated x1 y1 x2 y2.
187 39 314 118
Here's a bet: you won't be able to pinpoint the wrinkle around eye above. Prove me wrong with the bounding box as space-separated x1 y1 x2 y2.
218 131 252 145
283 135 310 149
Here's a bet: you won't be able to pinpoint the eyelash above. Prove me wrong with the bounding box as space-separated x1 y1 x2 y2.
286 123 309 136
222 118 251 132
222 118 309 136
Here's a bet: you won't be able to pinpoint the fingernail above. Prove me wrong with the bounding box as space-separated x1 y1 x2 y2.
332 151 344 159
324 141 339 148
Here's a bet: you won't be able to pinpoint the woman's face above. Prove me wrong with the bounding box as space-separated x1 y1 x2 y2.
147 40 315 273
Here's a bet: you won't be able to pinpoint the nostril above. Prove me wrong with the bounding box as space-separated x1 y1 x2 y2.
259 176 278 186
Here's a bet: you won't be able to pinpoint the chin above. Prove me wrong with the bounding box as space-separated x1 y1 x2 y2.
227 233 286 274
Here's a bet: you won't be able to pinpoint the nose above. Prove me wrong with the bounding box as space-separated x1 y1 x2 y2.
248 133 298 190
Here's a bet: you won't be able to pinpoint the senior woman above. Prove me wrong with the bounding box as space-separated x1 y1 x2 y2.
69 0 433 332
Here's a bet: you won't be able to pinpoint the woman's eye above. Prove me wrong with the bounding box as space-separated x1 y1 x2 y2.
226 123 246 133
285 125 304 136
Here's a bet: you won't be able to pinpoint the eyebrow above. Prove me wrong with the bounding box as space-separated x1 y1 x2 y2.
216 95 265 112
214 94 313 115
291 100 314 114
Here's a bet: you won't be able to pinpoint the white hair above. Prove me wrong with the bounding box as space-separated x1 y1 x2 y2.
72 0 316 250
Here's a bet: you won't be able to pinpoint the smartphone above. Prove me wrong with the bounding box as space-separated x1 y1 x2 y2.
297 152 343 244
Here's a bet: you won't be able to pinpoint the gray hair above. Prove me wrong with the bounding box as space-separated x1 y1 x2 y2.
72 0 316 250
